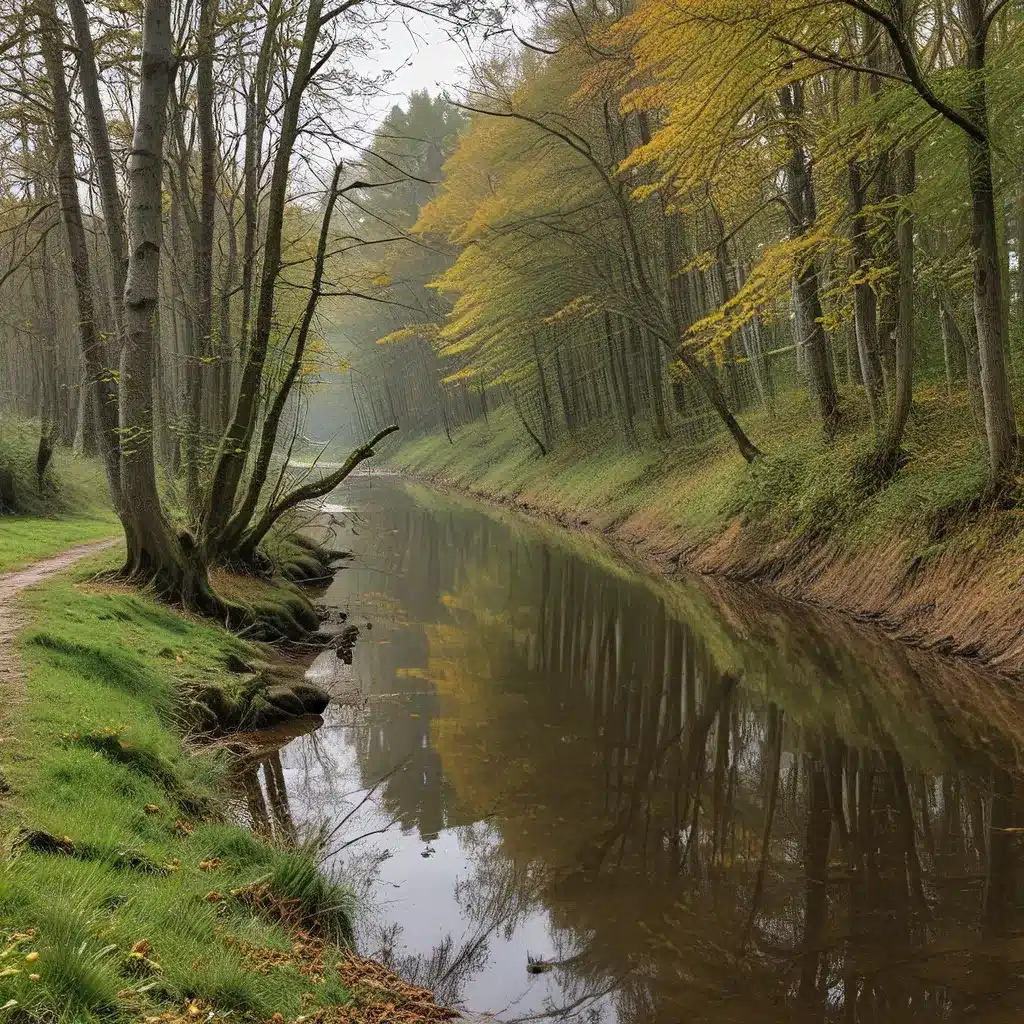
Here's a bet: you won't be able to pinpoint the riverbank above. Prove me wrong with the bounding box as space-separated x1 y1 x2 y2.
385 395 1024 677
0 545 455 1023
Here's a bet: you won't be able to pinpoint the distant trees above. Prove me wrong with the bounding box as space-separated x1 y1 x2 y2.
307 93 474 445
332 0 1024 492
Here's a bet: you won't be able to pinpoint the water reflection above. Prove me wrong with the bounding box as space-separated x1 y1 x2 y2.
268 478 1024 1022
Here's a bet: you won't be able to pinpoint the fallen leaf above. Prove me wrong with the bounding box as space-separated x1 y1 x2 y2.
204 891 222 903
28 973 39 982
24 951 38 963
143 804 161 815
131 940 151 957
198 858 223 872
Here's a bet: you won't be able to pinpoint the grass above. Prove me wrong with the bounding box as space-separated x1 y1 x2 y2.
385 382 997 562
0 418 118 572
0 516 120 574
0 552 359 1023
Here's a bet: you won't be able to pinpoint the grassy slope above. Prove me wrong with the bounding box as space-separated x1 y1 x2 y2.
0 551 355 1023
387 387 990 558
0 422 119 572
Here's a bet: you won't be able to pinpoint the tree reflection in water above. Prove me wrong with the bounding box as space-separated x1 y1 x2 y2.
264 479 1024 1023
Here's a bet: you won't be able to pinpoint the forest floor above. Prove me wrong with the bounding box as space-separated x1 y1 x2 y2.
0 543 458 1024
384 388 1024 677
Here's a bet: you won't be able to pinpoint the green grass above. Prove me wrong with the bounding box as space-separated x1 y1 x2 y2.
0 516 120 573
386 383 997 562
0 418 118 572
0 554 357 1023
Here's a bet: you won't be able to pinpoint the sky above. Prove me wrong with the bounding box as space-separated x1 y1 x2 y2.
354 10 477 121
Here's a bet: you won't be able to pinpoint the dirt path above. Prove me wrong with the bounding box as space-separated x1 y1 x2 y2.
0 538 120 696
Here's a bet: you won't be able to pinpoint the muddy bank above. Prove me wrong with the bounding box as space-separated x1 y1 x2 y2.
393 469 1024 682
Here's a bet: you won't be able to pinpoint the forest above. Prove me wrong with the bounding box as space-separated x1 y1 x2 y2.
0 0 1021 605
329 0 1024 530
2 0 1024 1021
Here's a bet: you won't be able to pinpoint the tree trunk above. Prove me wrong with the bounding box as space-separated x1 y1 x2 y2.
848 158 885 428
965 0 1017 482
532 333 555 450
119 0 207 600
202 0 325 548
218 192 239 431
213 164 344 562
678 346 762 462
187 0 218 517
779 82 840 437
38 0 122 506
67 0 127 333
240 0 281 363
940 292 985 427
875 151 899 395
877 149 916 473
237 424 399 565
1016 185 1024 330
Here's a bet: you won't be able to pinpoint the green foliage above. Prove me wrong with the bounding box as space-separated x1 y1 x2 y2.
266 841 356 946
0 419 109 518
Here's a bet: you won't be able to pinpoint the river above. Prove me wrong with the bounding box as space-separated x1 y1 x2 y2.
239 475 1024 1023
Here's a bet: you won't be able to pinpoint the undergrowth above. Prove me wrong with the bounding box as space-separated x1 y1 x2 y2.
386 385 998 559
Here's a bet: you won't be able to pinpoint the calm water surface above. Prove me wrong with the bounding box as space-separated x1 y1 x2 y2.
240 477 1024 1023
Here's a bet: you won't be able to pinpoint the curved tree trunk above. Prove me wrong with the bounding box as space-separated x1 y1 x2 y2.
212 164 345 560
237 424 399 566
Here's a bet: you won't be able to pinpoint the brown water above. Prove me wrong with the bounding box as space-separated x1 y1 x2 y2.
240 476 1024 1023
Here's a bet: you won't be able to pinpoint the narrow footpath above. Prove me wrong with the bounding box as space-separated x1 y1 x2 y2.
0 538 120 696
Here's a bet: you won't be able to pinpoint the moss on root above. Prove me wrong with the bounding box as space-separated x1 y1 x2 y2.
208 568 324 642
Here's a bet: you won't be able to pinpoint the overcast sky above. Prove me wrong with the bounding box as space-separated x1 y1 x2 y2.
355 11 477 120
